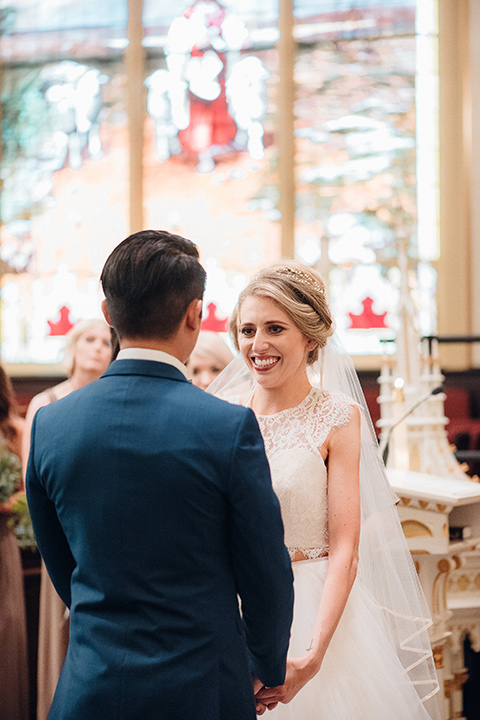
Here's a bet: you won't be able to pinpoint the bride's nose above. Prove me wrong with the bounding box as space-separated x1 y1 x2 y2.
252 331 269 353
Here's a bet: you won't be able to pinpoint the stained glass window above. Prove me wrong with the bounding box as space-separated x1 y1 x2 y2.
292 0 439 354
0 1 129 368
0 0 439 369
142 0 282 328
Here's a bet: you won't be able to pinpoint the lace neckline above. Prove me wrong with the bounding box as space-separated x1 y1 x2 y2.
251 386 320 419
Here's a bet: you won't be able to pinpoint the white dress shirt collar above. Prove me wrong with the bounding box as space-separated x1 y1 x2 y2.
116 348 189 379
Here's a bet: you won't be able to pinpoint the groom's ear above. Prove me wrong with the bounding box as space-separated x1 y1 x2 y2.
185 299 203 331
101 299 113 327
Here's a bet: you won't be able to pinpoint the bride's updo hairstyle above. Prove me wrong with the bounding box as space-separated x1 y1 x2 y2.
230 260 334 365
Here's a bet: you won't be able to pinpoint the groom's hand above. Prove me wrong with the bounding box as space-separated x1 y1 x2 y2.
253 678 278 714
253 677 264 695
253 677 268 715
256 655 317 707
253 677 265 714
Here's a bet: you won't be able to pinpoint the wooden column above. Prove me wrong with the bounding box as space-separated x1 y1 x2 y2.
278 0 296 259
470 0 480 367
437 0 472 369
126 0 145 234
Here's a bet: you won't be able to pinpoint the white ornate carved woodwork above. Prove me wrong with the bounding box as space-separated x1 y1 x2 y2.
386 468 480 720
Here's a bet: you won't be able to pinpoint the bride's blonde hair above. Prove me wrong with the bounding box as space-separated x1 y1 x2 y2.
230 261 334 365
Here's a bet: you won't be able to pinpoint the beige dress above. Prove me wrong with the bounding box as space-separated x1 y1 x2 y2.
36 563 69 720
0 513 29 720
35 387 69 720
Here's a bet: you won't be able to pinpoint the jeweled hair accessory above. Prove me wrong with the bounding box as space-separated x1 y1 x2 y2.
275 266 325 294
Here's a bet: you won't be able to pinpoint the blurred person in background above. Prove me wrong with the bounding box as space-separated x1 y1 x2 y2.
0 364 29 720
22 318 111 720
187 330 234 390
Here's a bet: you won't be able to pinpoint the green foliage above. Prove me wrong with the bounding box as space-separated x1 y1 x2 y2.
8 491 37 550
0 442 21 502
0 438 37 549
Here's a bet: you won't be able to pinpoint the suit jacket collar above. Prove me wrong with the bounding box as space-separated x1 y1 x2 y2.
101 358 190 383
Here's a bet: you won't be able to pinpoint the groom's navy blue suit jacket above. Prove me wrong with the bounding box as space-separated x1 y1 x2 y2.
27 359 293 720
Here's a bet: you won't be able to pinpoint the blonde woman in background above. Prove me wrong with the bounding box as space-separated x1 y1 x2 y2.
23 319 112 720
0 364 28 720
187 330 234 390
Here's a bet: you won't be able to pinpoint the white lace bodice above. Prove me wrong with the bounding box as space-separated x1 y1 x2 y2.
255 388 355 560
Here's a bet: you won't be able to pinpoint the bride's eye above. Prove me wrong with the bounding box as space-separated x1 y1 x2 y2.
268 324 284 334
240 327 255 337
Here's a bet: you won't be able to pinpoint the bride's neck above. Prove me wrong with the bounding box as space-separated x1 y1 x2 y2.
251 378 312 416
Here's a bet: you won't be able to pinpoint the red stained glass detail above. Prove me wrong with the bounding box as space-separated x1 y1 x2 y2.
176 1 237 155
201 302 229 332
348 296 388 330
47 305 74 336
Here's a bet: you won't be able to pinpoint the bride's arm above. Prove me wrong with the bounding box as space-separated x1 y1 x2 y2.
256 404 361 707
302 404 361 666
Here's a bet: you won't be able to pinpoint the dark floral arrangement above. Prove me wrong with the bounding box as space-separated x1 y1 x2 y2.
0 441 21 502
9 492 37 550
0 440 37 550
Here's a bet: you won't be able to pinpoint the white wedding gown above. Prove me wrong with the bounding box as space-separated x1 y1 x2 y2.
250 387 435 720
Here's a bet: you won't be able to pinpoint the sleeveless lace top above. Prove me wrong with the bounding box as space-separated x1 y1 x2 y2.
252 388 355 560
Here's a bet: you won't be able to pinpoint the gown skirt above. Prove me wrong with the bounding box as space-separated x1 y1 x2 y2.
269 558 436 720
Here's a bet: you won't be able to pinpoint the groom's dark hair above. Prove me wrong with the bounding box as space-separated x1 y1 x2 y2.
100 229 206 340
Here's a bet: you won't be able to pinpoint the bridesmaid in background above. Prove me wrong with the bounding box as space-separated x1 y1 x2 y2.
186 330 233 390
0 364 29 720
22 319 111 720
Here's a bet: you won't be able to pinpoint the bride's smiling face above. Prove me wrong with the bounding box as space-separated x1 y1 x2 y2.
238 295 312 390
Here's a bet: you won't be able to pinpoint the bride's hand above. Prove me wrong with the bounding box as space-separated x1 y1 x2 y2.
255 655 319 706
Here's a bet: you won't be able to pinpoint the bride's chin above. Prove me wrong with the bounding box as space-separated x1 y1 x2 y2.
254 372 283 388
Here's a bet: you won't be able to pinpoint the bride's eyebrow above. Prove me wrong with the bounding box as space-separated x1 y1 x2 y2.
240 319 289 326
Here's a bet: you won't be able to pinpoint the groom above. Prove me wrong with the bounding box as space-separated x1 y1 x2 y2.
26 230 294 720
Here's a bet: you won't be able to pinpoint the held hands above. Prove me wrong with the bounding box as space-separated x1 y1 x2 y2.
255 654 320 713
253 677 273 715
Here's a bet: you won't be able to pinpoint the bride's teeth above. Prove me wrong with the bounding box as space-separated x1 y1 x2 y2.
254 357 278 368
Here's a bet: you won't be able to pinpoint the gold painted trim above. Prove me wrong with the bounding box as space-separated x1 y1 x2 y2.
444 671 469 698
432 644 444 669
401 520 433 538
438 558 451 574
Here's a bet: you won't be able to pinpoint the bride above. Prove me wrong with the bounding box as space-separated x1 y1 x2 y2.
209 261 441 719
